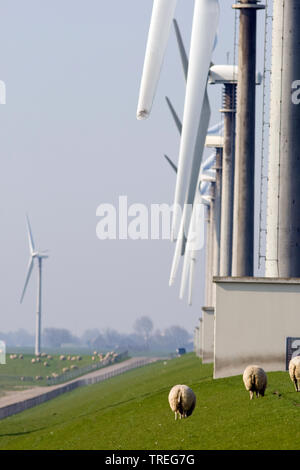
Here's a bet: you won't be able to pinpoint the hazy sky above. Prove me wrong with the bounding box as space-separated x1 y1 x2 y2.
0 1 266 336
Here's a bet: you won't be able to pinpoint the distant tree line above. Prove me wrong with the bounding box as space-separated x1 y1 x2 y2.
0 316 193 353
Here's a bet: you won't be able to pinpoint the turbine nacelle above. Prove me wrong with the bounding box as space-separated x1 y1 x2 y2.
31 251 49 259
20 215 49 304
208 64 262 85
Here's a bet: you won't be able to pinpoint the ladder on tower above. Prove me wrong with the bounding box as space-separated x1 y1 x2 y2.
257 0 272 272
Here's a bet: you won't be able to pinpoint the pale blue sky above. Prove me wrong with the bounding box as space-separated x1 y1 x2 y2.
0 1 266 336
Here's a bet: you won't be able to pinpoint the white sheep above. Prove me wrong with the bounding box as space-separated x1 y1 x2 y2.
243 365 267 400
288 356 300 392
168 385 196 420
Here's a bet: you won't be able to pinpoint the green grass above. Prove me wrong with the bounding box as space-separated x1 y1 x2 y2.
0 353 102 393
0 353 299 450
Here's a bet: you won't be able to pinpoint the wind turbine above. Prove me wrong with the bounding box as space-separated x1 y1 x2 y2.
137 0 220 262
137 0 178 120
164 148 216 305
20 215 49 356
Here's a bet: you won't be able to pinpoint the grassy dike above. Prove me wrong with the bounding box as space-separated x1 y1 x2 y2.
0 353 299 450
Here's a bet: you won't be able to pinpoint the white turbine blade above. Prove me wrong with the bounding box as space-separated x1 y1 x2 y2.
188 257 196 305
201 169 216 180
169 217 185 286
26 214 35 254
169 89 210 284
20 257 34 303
201 195 213 205
171 0 220 239
165 96 182 134
136 0 178 120
207 121 224 135
201 175 216 183
173 19 188 81
179 212 198 300
180 192 206 299
179 250 191 300
200 180 209 195
164 154 177 173
202 153 216 171
213 32 218 52
180 89 211 237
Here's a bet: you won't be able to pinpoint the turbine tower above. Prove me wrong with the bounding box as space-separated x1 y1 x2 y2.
231 0 264 276
265 0 300 277
20 215 49 356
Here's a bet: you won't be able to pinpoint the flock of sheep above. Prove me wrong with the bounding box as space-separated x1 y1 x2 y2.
168 357 300 420
9 350 119 382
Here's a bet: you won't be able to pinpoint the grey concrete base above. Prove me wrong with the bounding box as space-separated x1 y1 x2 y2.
0 357 159 420
194 318 203 358
202 307 215 364
214 277 300 379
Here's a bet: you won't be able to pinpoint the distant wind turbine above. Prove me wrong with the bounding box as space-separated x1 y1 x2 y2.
20 215 49 356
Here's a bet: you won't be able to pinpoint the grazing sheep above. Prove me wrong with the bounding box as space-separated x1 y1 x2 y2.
47 355 53 360
62 367 69 373
288 356 300 392
243 365 267 400
168 385 196 420
35 375 43 381
43 361 49 367
31 358 36 364
41 352 47 358
19 354 24 359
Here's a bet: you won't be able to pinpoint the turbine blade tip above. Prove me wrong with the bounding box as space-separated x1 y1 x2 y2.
137 109 149 120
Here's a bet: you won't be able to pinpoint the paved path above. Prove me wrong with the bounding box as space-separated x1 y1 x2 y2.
0 356 160 420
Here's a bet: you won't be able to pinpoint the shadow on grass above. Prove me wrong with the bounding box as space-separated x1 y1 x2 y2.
0 425 50 438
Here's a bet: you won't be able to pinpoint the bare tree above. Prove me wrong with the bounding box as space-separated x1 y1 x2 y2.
133 316 153 348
